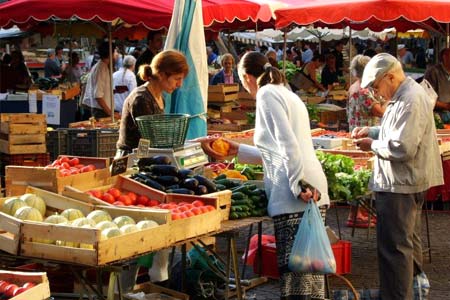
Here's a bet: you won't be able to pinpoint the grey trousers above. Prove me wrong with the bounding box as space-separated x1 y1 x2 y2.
375 191 425 300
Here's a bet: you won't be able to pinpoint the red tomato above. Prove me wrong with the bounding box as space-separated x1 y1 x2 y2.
60 162 71 169
0 280 10 293
149 199 161 207
171 208 181 214
191 207 202 215
59 169 71 177
183 203 194 210
74 164 85 169
178 202 190 206
4 284 19 297
160 204 171 209
87 189 102 199
13 286 27 296
183 211 195 218
178 205 189 212
205 205 216 212
127 192 137 204
22 282 36 290
113 201 125 206
107 188 121 199
51 160 60 167
80 166 91 173
59 156 70 164
87 164 96 171
69 157 80 166
172 213 182 220
118 195 132 206
200 206 209 214
69 167 80 175
136 195 149 206
101 193 115 204
192 200 205 207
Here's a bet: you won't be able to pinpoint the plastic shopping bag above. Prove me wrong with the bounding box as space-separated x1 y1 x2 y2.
288 200 336 274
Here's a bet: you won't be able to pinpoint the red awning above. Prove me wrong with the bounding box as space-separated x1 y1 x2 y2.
274 0 450 34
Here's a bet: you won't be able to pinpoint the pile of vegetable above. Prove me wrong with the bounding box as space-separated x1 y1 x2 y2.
213 174 268 219
316 151 372 201
130 155 217 195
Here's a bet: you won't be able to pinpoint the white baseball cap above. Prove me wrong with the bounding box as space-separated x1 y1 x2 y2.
361 53 400 88
397 44 406 50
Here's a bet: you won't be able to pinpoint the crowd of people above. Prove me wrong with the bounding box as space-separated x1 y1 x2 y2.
1 30 449 299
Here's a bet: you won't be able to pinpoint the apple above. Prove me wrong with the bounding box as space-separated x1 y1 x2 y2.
4 283 19 297
0 280 10 293
13 286 27 296
22 282 36 290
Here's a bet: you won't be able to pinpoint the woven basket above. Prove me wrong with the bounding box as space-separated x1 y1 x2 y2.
135 114 190 148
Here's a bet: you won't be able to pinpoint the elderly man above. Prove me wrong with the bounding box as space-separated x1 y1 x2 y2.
424 48 450 113
353 53 443 300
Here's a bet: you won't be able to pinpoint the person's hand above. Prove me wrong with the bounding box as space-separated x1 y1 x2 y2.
354 137 373 151
191 136 239 161
351 126 370 139
299 188 320 203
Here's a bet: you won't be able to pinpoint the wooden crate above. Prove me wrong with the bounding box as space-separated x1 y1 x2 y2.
5 156 111 195
0 186 96 256
208 84 240 103
205 190 232 220
0 186 172 266
0 270 51 300
318 109 347 124
0 113 47 154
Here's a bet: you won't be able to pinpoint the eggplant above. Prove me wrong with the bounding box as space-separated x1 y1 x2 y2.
133 173 166 191
137 155 172 170
153 175 180 186
149 164 180 176
194 175 217 193
179 168 194 179
195 185 209 195
166 188 195 195
181 178 199 190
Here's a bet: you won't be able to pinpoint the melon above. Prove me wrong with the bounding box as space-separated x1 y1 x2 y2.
14 206 43 222
38 214 69 244
101 227 122 240
113 215 136 228
95 221 118 231
61 208 85 221
20 193 46 216
136 220 159 230
120 224 138 234
1 197 27 216
79 224 95 249
71 217 97 228
86 210 112 224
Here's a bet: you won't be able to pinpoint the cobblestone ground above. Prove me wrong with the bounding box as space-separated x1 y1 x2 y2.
217 206 450 300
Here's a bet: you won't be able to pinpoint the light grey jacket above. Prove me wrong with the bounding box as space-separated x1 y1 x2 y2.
368 77 444 193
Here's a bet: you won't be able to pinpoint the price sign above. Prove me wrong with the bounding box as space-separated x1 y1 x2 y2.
111 155 129 176
137 139 151 158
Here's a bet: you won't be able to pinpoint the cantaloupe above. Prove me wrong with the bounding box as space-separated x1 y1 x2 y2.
113 215 136 228
1 197 27 216
71 217 97 228
20 193 46 216
101 227 122 240
95 220 118 231
120 224 138 234
86 210 112 224
14 206 43 222
60 208 85 222
136 220 159 230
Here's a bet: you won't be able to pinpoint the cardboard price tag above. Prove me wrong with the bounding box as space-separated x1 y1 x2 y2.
111 155 129 176
137 139 151 158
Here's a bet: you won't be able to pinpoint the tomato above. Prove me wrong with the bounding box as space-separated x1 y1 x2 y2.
182 203 194 210
69 157 80 166
172 213 182 220
87 164 96 171
113 201 125 206
127 192 137 205
107 188 121 199
59 169 72 177
60 162 71 169
22 282 36 290
205 205 216 212
160 204 171 209
177 205 189 212
69 167 80 175
190 207 202 215
87 190 102 199
4 284 19 297
148 199 161 207
80 166 91 173
101 193 115 204
178 202 190 206
192 200 205 207
200 206 209 214
74 164 85 169
171 208 181 214
183 211 195 218
118 195 132 206
136 195 149 206
0 280 10 293
13 286 27 296
59 156 70 164
51 160 60 167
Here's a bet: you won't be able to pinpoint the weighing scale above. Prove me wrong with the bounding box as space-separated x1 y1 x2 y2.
131 142 209 170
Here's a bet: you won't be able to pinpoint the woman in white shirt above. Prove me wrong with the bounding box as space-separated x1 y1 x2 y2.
201 51 330 300
113 55 137 113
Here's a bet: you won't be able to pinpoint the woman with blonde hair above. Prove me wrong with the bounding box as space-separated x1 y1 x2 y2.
116 50 189 157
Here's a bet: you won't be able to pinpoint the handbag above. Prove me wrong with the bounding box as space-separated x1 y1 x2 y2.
288 200 336 274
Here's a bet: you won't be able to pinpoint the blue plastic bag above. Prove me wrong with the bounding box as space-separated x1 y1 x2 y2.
288 200 336 274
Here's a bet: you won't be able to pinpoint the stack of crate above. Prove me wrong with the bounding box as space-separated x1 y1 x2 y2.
0 113 50 192
207 84 240 116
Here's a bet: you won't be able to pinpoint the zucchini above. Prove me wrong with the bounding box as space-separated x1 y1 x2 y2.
231 199 252 206
243 183 257 191
231 192 246 200
230 212 239 219
215 184 227 191
214 174 227 181
215 179 239 189
230 185 249 194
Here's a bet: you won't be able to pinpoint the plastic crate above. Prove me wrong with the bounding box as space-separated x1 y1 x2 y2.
332 240 352 275
67 129 119 158
253 243 280 279
0 153 50 176
46 129 68 161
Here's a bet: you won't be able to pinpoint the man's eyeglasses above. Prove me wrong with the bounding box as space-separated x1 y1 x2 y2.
370 73 389 94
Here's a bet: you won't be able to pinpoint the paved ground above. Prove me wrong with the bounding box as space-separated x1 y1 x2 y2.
221 206 450 300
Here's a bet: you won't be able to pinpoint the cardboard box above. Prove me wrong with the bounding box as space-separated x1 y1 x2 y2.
5 155 111 195
0 270 51 300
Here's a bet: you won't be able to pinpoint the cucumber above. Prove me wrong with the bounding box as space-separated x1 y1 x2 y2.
214 174 227 181
230 185 249 194
215 184 227 191
231 192 246 200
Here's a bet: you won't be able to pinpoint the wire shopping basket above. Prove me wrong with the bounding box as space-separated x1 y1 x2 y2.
135 114 190 148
